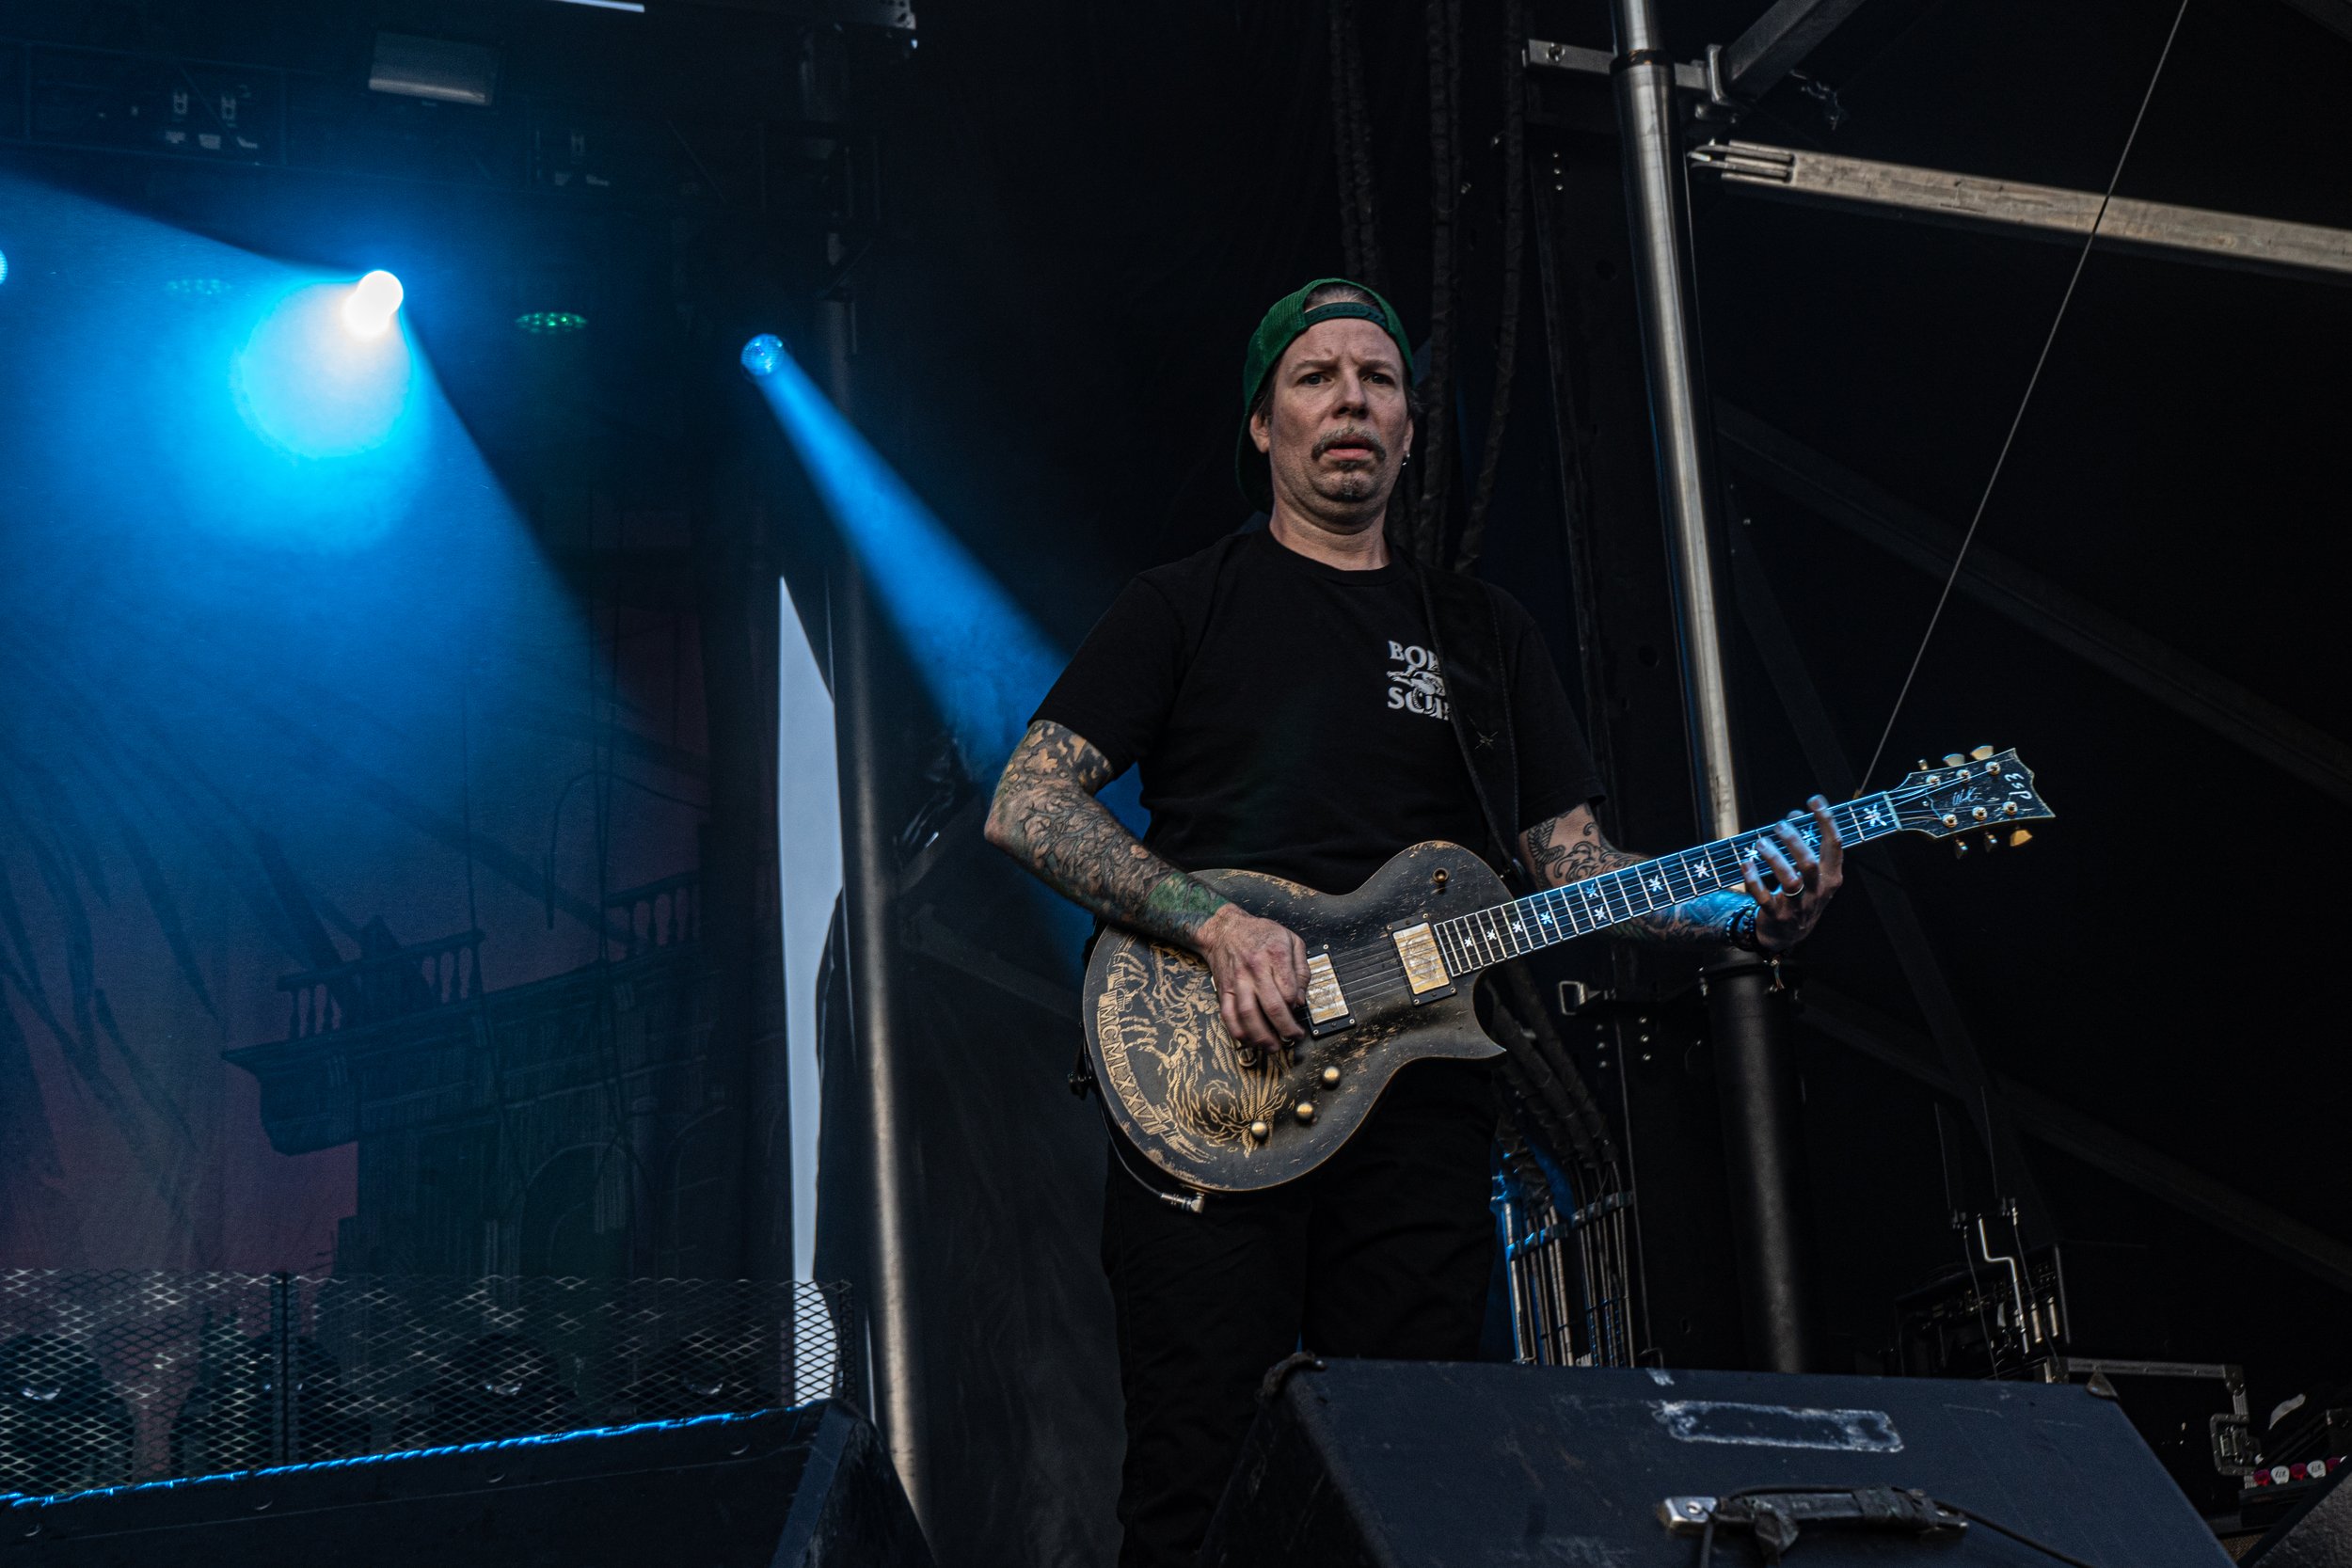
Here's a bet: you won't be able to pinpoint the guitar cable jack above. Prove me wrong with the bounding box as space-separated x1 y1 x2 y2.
1111 1133 1209 1213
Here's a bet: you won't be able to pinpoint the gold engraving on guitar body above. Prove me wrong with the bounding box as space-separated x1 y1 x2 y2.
1094 938 1291 1159
1084 850 1514 1190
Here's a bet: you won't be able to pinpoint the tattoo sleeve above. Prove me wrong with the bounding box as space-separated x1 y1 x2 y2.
983 721 1229 950
1519 806 1746 946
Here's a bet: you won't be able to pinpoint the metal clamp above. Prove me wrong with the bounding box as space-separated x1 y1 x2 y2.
1699 43 1744 119
1661 1488 1966 1563
1696 954 1787 997
1526 36 1710 95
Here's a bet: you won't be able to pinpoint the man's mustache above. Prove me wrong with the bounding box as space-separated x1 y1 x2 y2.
1313 429 1389 463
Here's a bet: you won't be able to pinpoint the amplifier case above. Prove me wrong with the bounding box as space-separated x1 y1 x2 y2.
1203 1360 2231 1567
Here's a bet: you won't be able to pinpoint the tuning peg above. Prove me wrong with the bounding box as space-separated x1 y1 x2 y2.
1942 752 1966 768
1916 758 1931 772
1970 745 1994 761
1952 839 1970 859
1981 831 1999 852
2008 829 2034 848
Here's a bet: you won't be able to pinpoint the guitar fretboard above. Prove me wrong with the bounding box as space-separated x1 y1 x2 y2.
1431 794 1907 975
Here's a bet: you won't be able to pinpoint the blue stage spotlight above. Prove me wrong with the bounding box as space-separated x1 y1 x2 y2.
342 269 405 338
740 333 784 378
0 248 9 286
743 332 1057 769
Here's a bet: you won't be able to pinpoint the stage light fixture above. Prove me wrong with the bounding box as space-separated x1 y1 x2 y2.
740 333 785 378
516 310 589 335
343 270 405 338
0 249 9 286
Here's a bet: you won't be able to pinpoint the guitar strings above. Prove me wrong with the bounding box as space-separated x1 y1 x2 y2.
1291 784 1961 1013
1322 832 1804 989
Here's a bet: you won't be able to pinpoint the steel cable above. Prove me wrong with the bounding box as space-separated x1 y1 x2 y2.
1858 0 2193 789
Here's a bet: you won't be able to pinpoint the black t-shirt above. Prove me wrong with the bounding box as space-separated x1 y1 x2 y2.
1033 529 1603 896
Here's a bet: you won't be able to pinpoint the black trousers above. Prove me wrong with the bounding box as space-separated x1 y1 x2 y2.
1099 1058 1497 1568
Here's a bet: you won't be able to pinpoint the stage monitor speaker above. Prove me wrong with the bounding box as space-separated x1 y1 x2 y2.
2245 1467 2352 1566
2 1400 932 1568
1202 1360 2232 1566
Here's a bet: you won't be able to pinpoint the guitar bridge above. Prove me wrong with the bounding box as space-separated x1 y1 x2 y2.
1305 951 1353 1037
1391 922 1455 1003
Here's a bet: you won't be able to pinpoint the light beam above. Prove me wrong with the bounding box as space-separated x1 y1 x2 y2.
235 281 416 463
741 332 1059 770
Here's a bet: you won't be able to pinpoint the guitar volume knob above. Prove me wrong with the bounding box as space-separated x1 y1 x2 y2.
1320 1066 1341 1089
1294 1101 1316 1125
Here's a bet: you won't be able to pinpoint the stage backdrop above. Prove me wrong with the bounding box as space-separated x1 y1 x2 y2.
0 175 713 1283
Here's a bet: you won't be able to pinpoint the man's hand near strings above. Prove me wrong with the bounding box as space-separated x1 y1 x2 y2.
1193 906 1310 1054
985 720 1310 1053
1740 797 1845 952
1520 798 1845 951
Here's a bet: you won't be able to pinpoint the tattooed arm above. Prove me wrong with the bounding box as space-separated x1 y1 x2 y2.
984 721 1222 944
1518 800 1844 952
985 720 1309 1050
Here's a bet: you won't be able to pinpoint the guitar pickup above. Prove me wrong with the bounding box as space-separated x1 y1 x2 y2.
1390 922 1455 1004
1305 951 1353 1037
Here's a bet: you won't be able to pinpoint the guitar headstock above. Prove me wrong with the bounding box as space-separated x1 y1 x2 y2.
1888 747 2054 855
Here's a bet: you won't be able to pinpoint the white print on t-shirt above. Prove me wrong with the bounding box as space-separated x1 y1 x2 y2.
1386 641 1449 721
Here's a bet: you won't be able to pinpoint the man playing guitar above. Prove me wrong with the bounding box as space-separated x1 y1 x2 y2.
984 277 1846 1568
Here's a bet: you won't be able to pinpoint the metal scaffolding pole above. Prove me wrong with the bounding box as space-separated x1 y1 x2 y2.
1609 0 1817 1372
820 293 927 1526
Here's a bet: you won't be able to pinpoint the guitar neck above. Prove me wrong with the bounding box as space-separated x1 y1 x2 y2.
1430 794 1908 976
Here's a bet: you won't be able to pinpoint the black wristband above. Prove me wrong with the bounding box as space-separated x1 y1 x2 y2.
1727 903 1763 952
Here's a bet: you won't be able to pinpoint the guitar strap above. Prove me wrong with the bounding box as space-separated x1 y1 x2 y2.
1413 558 1532 894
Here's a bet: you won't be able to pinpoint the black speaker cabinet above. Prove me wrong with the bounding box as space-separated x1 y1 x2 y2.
2248 1468 2352 1567
1203 1360 2232 1566
2 1401 931 1568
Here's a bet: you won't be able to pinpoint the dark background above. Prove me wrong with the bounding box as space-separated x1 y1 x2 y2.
2 0 2348 1563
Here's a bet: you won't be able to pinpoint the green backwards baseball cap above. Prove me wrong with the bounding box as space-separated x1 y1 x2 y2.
1234 277 1416 509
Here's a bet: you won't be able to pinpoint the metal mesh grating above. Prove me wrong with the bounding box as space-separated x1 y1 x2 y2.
0 1272 851 1497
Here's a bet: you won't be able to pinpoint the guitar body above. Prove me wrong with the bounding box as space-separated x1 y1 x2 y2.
1083 841 1507 1194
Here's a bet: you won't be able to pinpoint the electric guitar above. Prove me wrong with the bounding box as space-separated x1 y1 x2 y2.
1082 747 2053 1193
